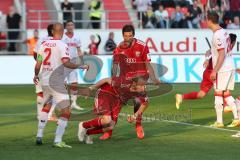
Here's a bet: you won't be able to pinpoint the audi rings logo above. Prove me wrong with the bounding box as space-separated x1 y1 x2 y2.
125 58 136 63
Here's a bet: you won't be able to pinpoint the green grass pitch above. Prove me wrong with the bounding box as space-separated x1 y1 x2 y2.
0 84 240 160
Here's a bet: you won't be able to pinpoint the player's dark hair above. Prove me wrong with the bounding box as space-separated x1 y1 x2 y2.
229 33 237 44
66 20 74 25
122 24 135 36
47 24 54 37
207 11 219 24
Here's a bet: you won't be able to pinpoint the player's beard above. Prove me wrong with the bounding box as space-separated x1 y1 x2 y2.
120 39 134 49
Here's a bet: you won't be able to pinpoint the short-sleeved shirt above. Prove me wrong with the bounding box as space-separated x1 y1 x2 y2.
211 28 234 73
62 33 81 58
37 39 70 86
113 38 151 79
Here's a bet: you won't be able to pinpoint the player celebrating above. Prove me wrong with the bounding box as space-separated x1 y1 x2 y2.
34 23 88 148
62 20 84 111
99 24 160 140
78 75 148 144
175 33 237 113
206 11 240 128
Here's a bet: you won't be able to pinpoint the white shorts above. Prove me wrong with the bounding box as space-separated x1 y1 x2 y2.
66 69 78 84
35 80 43 93
42 86 70 109
214 70 235 91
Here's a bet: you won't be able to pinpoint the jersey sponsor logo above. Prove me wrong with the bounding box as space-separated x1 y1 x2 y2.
125 58 136 63
135 51 141 57
66 43 78 47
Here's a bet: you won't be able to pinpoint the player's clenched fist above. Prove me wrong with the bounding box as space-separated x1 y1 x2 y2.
33 75 39 85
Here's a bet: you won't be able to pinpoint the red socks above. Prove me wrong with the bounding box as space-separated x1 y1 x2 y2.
83 117 102 129
136 114 142 126
182 92 198 100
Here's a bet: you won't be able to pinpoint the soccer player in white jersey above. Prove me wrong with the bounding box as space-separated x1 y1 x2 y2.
34 23 88 148
33 24 55 121
62 20 84 110
207 11 240 128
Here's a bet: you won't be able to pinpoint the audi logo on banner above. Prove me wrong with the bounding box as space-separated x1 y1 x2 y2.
125 58 136 63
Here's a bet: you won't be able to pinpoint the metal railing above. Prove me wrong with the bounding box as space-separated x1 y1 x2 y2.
28 9 140 29
0 1 27 54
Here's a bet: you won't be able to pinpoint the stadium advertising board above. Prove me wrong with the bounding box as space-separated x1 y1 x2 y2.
1 55 240 84
28 29 240 55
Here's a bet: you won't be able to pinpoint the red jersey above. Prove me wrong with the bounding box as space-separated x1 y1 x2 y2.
113 38 151 79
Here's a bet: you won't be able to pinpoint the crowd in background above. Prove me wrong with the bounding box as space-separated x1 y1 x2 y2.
132 0 240 29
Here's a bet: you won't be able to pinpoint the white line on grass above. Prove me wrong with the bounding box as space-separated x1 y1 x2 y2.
0 112 239 133
119 113 240 133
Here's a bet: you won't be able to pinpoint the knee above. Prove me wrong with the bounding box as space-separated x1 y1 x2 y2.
198 91 206 99
101 116 112 126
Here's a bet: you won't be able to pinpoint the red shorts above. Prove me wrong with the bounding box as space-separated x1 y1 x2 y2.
200 69 213 93
94 88 121 118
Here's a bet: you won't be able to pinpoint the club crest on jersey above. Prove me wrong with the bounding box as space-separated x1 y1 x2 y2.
135 51 141 57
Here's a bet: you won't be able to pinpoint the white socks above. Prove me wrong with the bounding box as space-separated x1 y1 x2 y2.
235 98 240 119
225 96 238 119
54 118 68 143
215 104 223 124
36 96 43 120
36 111 48 138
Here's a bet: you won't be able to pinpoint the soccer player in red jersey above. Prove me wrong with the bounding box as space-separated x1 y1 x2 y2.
99 24 160 140
175 33 237 112
77 76 148 144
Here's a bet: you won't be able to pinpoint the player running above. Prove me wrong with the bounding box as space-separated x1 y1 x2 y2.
78 75 148 144
62 20 84 111
34 23 88 148
100 24 160 140
175 33 237 114
206 11 240 128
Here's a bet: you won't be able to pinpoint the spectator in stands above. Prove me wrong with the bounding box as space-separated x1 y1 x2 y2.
89 0 102 29
142 5 157 28
188 0 202 28
154 4 169 28
6 6 21 52
61 0 74 24
227 16 240 29
88 34 101 55
133 0 152 27
170 5 185 28
104 32 116 52
26 29 39 55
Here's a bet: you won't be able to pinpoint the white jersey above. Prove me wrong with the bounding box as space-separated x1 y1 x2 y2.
34 36 53 53
38 39 70 86
211 28 234 72
62 33 81 58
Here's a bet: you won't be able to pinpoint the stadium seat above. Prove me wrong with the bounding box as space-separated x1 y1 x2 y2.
0 0 13 14
180 7 188 15
26 0 50 29
165 7 175 18
103 0 131 28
